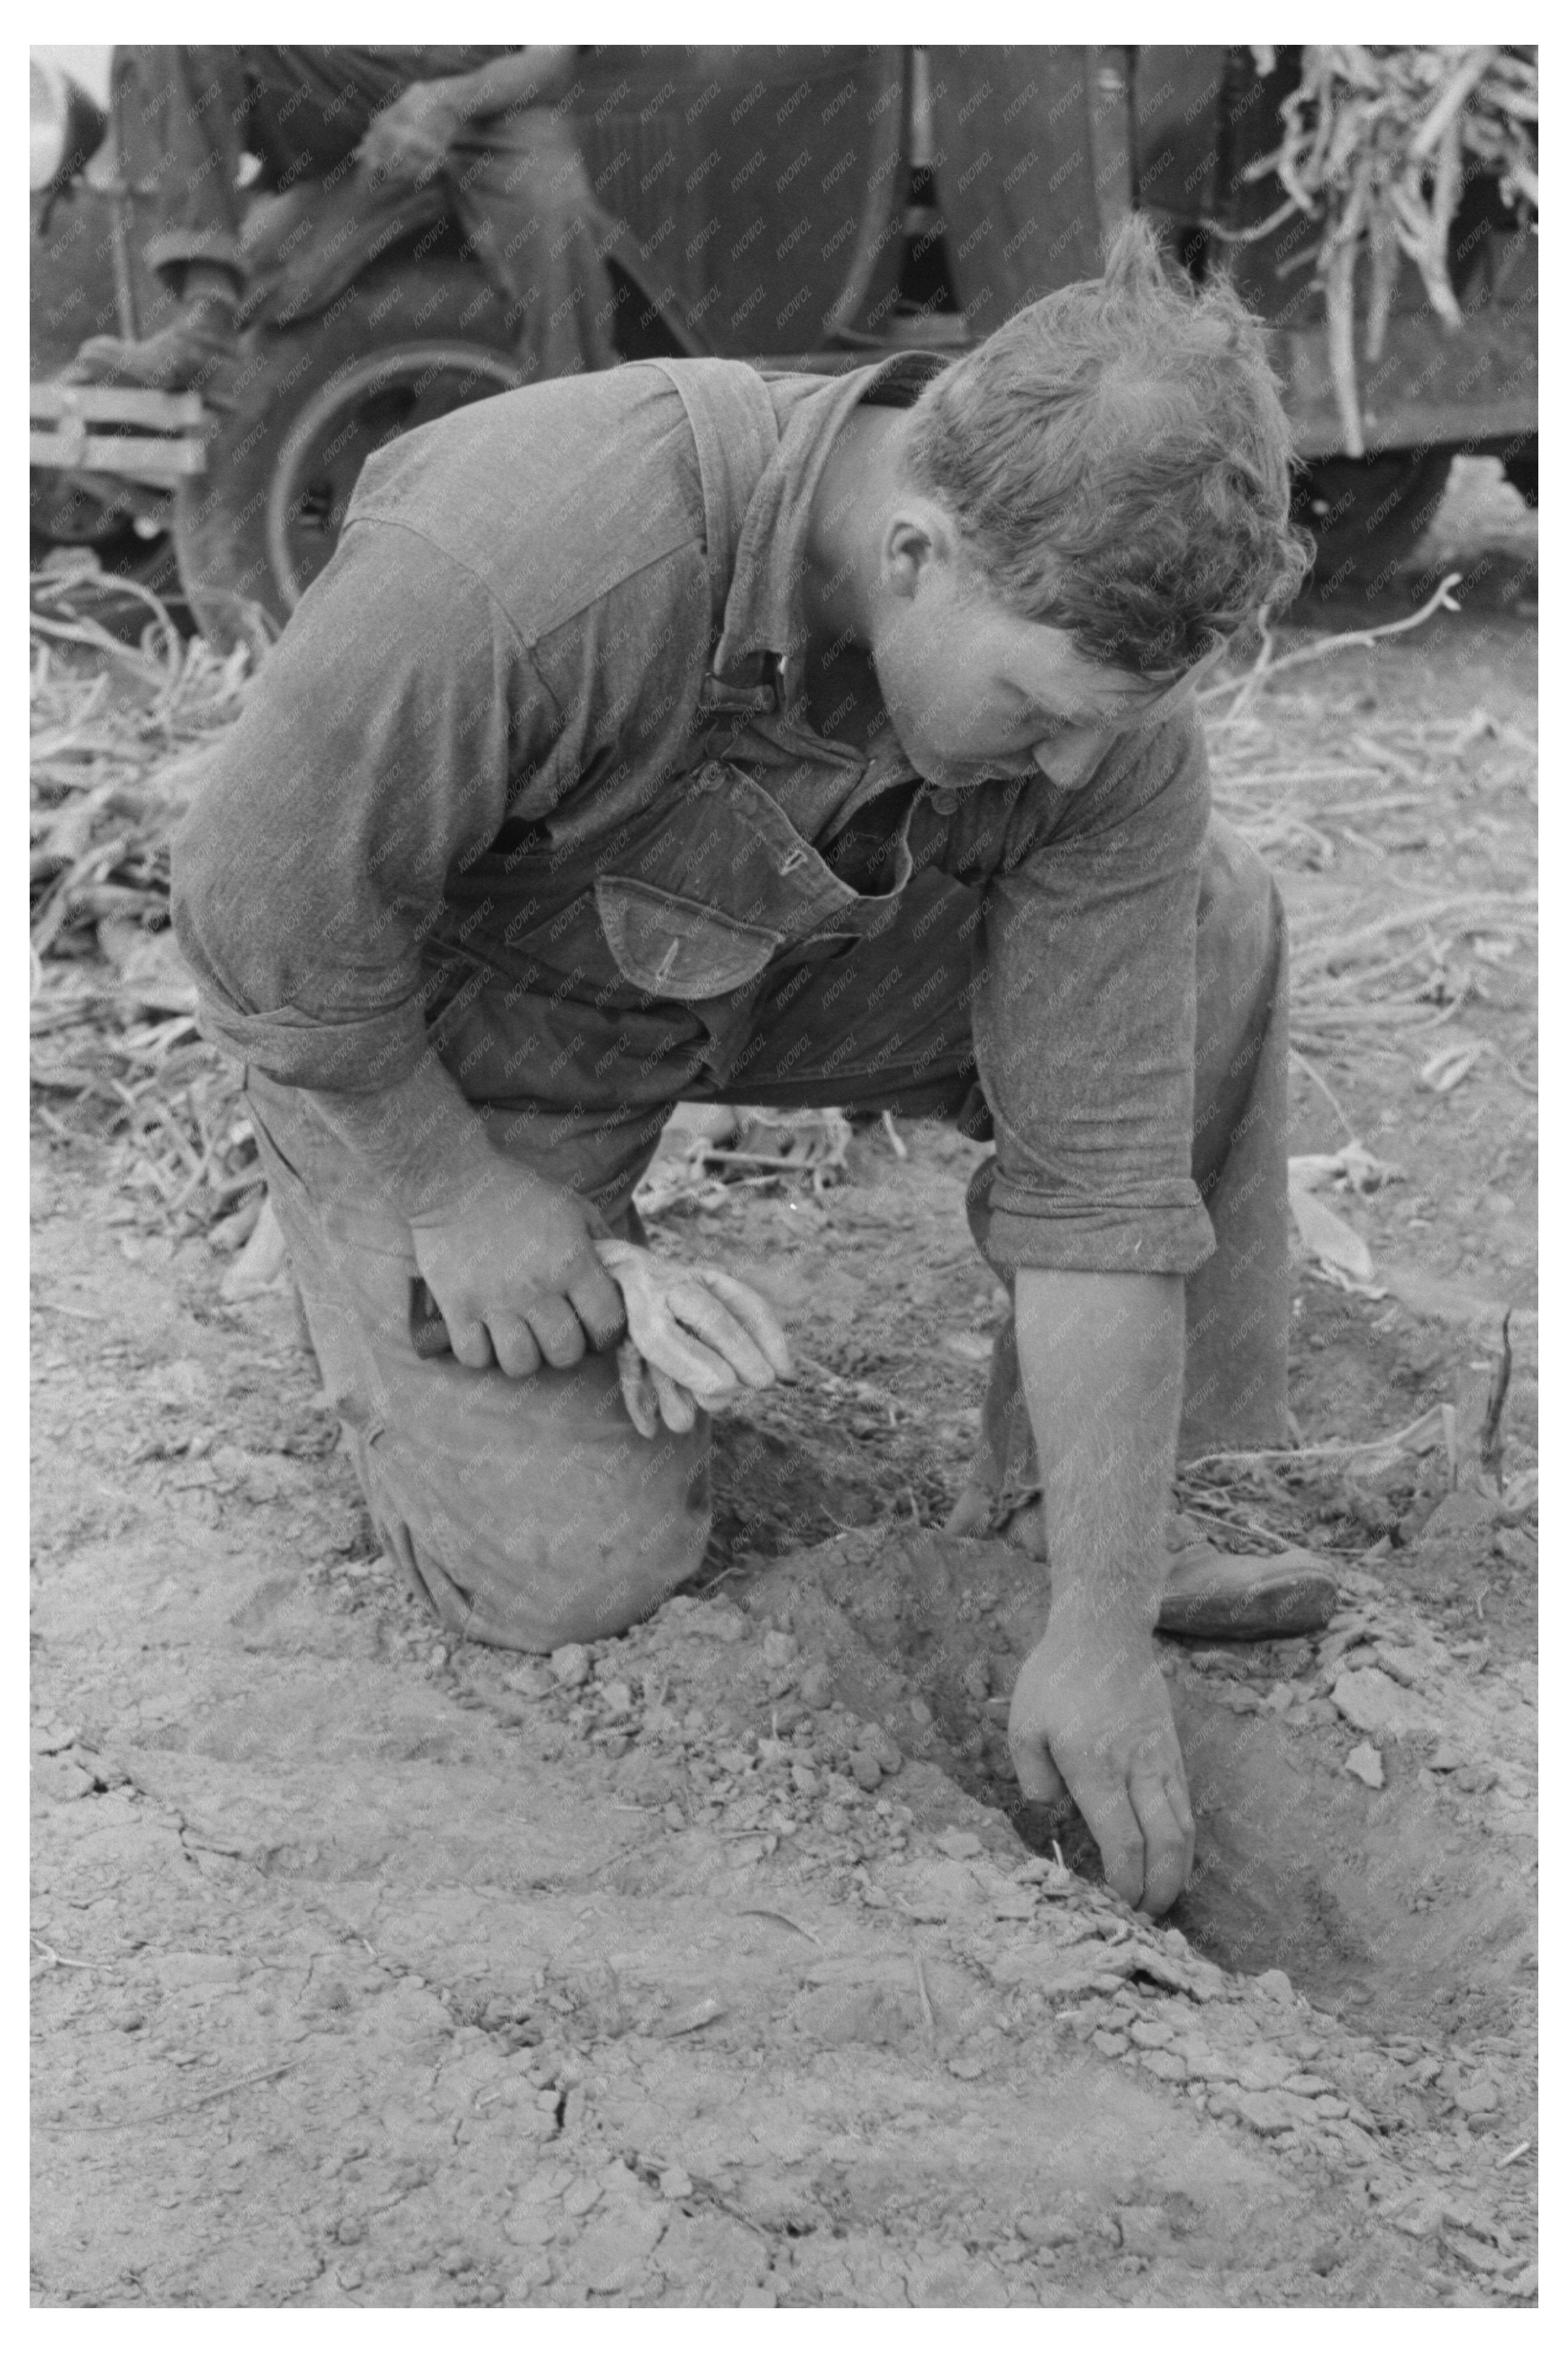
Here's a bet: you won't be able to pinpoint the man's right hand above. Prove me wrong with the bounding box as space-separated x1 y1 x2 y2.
1008 1605 1195 1916
356 84 463 183
408 1162 626 1377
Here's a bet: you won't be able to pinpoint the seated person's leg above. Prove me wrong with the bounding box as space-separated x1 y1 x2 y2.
62 47 253 390
245 1074 710 1651
62 47 413 391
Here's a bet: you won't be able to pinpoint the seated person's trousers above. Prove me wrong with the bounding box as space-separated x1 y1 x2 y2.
108 44 617 377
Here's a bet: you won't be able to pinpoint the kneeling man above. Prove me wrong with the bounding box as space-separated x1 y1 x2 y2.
174 222 1318 1915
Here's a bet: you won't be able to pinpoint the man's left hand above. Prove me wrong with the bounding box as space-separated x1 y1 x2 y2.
357 85 463 182
1008 1607 1194 1915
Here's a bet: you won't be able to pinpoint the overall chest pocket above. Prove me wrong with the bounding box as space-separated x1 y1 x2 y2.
586 760 869 1001
593 877 783 1001
491 759 898 1010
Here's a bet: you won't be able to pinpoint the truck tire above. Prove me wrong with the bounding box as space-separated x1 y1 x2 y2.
1294 449 1454 589
173 266 527 649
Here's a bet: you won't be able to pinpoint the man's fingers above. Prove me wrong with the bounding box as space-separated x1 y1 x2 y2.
526 1299 587 1371
565 1260 627 1352
692 1269 795 1377
486 1314 542 1381
1127 1771 1194 1918
359 121 446 175
1067 1765 1147 1909
444 1315 495 1372
1008 1726 1068 1807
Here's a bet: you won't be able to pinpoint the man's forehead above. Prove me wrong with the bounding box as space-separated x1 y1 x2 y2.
1004 622 1224 715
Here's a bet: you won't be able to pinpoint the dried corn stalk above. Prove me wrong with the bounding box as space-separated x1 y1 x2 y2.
30 569 264 1231
1240 45 1538 452
1199 582 1538 1080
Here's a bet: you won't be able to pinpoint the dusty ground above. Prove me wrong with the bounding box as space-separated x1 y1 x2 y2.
31 464 1537 2307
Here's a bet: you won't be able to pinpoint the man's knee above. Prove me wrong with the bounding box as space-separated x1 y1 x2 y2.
361 1398 715 1652
1200 816 1280 939
1197 817 1286 1023
394 1509 711 1653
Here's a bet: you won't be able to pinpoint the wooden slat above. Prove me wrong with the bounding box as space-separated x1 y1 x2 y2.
30 430 207 483
29 382 208 428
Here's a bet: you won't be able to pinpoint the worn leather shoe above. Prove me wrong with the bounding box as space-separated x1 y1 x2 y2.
948 1488 1339 1641
1156 1541 1338 1641
61 294 239 397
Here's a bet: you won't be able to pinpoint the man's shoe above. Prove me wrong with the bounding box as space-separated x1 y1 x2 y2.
1156 1541 1338 1641
61 296 239 396
946 1490 1339 1640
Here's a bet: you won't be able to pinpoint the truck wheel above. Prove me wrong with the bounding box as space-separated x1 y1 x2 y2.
1294 450 1454 589
173 268 526 649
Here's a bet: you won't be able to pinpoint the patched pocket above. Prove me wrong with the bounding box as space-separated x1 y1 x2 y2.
594 876 782 1000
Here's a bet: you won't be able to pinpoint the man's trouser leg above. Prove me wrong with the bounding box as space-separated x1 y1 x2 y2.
1179 820 1292 1457
108 47 258 290
245 1073 710 1650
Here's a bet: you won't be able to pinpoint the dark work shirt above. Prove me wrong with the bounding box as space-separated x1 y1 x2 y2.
172 354 1215 1277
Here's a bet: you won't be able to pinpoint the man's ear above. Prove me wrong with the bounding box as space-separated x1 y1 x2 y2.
882 501 961 603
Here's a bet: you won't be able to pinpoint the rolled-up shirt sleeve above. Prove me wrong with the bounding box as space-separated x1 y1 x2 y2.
171 518 558 1093
969 700 1216 1279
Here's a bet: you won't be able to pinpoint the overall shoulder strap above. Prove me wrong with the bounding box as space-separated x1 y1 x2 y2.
644 357 781 643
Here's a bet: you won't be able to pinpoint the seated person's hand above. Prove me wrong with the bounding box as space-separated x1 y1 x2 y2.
356 83 463 182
